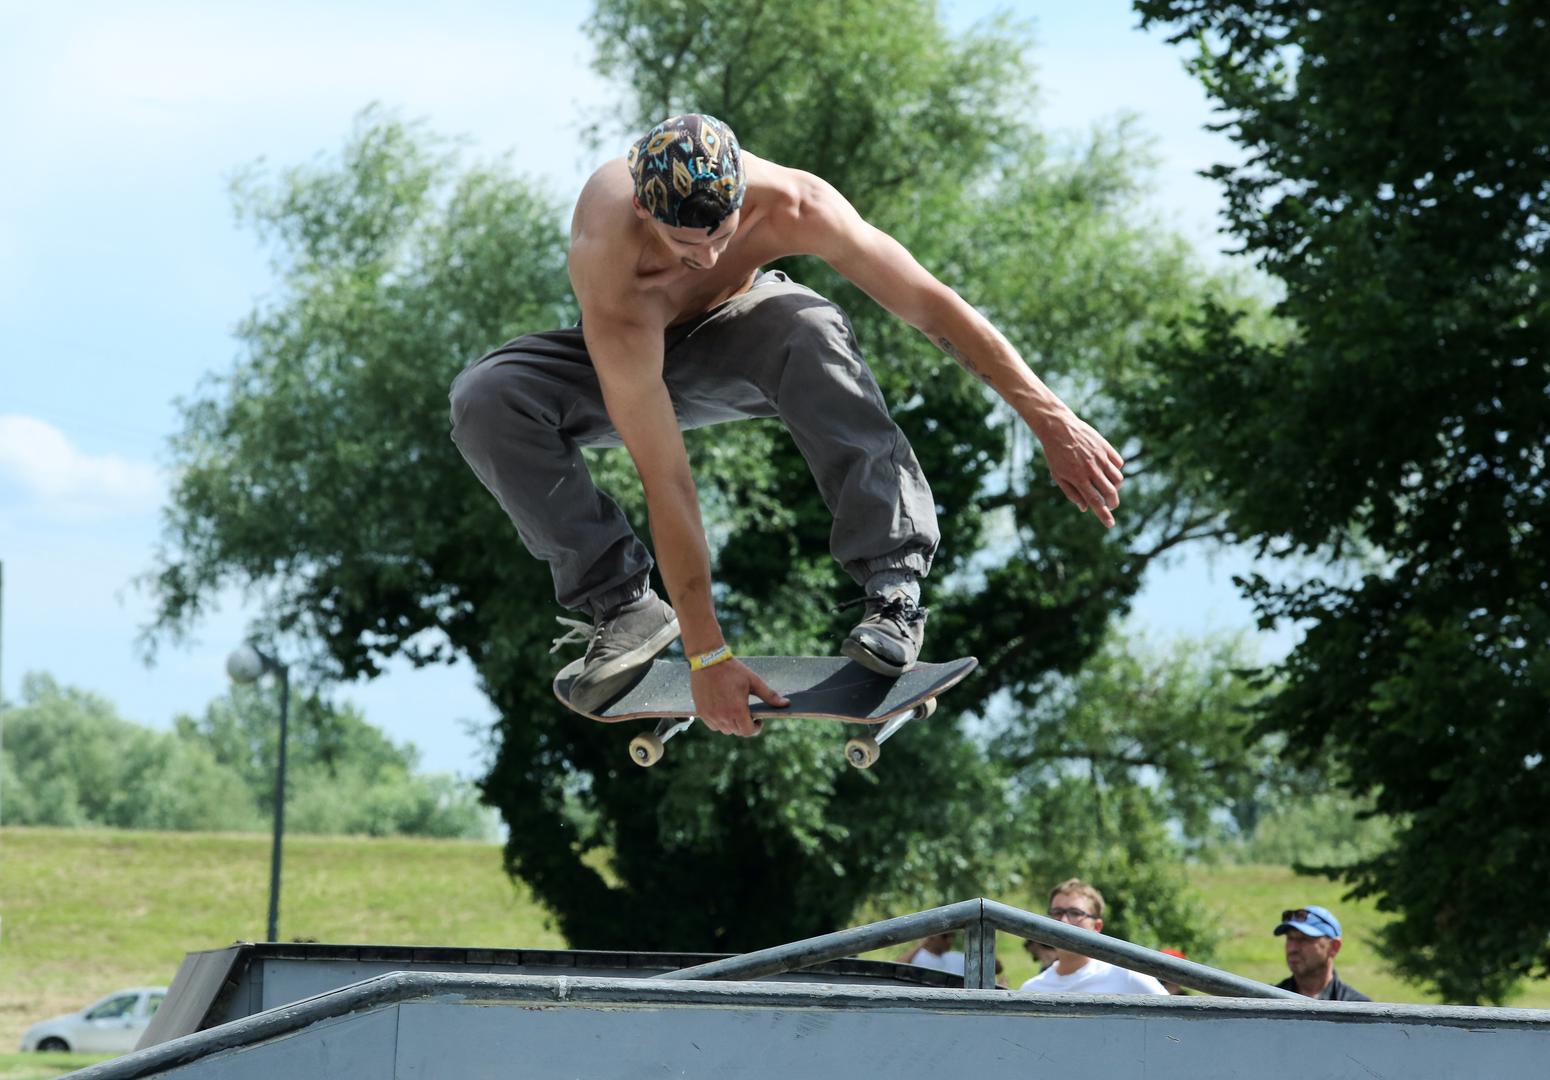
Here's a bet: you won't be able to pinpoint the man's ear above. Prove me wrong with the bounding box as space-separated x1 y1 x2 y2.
1328 938 1343 959
1093 918 1104 935
631 195 649 220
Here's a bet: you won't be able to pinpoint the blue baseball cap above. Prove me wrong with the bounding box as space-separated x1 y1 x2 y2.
1274 905 1342 939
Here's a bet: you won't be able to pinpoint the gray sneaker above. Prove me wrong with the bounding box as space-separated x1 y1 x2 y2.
838 591 928 676
553 590 681 713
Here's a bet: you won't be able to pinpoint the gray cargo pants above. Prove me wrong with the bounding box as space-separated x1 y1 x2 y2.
448 271 939 617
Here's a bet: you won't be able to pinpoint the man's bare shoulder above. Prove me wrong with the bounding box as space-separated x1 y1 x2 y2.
572 158 637 245
745 153 826 223
743 153 853 252
569 158 655 321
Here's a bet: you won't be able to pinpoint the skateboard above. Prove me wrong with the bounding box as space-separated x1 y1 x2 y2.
553 655 977 769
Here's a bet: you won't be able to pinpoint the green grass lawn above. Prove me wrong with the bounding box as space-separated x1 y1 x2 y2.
3 826 1547 1062
0 1051 114 1079
0 827 563 1054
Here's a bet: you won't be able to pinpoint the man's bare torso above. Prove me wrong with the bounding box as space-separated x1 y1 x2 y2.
569 152 809 328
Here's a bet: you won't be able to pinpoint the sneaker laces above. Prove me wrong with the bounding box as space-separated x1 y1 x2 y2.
549 616 594 655
832 593 927 628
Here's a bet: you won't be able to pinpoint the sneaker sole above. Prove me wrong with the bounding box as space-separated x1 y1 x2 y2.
569 618 682 713
841 636 914 678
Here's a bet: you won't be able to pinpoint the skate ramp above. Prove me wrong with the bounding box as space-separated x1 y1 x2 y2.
68 971 1550 1080
75 897 1550 1079
136 941 953 1050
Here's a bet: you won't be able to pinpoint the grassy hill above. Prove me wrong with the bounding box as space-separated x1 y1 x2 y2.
0 827 563 1060
3 826 1547 1068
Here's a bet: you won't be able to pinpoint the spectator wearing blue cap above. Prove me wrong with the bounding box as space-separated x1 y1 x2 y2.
1273 905 1371 1001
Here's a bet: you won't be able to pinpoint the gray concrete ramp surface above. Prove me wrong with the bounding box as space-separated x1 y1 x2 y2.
133 941 953 1048
68 971 1550 1080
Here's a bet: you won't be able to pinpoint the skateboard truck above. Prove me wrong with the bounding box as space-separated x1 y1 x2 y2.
843 697 936 769
629 717 697 767
630 714 769 767
630 702 936 770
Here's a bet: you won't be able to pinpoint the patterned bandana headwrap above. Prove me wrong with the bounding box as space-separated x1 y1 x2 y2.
626 113 746 229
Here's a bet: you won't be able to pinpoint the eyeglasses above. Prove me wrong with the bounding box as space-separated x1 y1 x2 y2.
1282 908 1330 926
1048 907 1098 923
1281 909 1335 932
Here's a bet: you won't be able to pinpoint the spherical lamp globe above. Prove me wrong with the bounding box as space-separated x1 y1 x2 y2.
226 644 267 684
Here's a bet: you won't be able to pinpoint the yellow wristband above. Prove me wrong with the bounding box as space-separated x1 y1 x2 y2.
688 645 734 671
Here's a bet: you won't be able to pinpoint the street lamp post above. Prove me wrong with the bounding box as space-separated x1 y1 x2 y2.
226 643 290 943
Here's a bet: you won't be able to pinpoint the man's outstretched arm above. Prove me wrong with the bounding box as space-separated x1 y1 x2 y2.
793 178 1126 527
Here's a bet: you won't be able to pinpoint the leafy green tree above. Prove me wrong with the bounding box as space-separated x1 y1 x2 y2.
1223 790 1399 869
0 672 490 838
1022 779 1216 958
1002 632 1301 957
1 673 262 832
175 686 496 840
1134 0 1550 1002
146 2 1237 949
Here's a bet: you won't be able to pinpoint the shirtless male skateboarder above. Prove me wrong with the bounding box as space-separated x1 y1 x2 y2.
450 113 1124 738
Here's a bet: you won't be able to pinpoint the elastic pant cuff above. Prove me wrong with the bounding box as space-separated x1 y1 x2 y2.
586 578 651 621
845 549 933 589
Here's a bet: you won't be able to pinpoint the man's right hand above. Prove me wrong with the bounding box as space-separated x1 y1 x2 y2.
691 660 790 736
1035 408 1126 529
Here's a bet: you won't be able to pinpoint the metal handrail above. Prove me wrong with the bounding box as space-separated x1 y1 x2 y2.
655 897 1300 1000
654 900 984 983
980 899 1299 999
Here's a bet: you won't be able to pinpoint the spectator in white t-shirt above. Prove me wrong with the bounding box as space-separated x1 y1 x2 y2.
897 932 965 976
1018 878 1168 996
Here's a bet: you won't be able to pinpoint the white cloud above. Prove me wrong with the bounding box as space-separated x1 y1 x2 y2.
0 414 163 514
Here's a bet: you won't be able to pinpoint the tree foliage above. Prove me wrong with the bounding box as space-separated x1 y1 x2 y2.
1005 634 1299 842
1219 789 1399 869
175 685 496 839
1002 632 1302 958
146 2 1241 949
0 672 491 838
2 674 262 831
1135 0 1550 1002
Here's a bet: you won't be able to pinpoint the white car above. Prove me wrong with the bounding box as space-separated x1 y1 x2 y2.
19 987 167 1054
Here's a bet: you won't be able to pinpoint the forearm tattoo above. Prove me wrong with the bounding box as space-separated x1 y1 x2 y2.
936 336 993 387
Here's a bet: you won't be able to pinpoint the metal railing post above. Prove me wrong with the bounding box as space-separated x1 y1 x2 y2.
962 900 997 989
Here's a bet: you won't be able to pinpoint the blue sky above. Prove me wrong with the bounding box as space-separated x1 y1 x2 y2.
0 1 1285 780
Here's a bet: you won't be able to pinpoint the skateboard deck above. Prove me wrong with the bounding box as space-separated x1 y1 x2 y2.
555 655 976 723
553 655 977 768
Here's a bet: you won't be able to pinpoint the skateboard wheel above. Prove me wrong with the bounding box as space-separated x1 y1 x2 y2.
910 697 938 722
845 736 880 770
629 732 665 767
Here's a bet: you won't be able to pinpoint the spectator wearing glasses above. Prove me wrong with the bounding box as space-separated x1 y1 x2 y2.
1274 905 1371 1001
1018 878 1168 995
